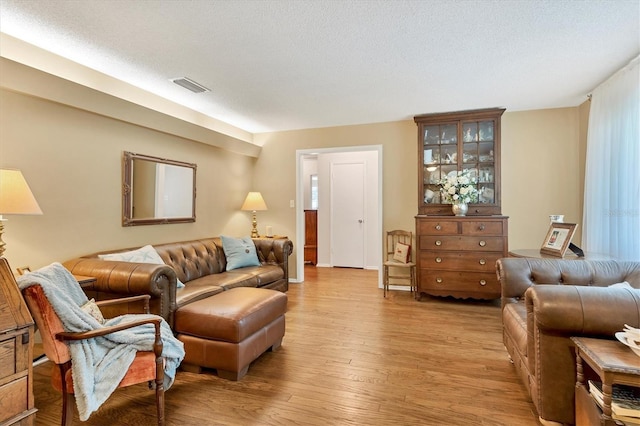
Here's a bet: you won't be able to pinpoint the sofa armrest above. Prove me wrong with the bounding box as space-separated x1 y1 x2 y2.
526 285 640 335
524 284 640 424
63 258 177 323
497 258 536 307
253 237 293 274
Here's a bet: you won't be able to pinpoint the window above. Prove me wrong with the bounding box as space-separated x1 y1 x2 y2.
583 55 640 261
310 174 318 210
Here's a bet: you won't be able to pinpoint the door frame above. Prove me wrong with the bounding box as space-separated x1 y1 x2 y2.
295 145 383 286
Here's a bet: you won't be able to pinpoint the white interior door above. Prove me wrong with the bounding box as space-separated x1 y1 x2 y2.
331 162 365 268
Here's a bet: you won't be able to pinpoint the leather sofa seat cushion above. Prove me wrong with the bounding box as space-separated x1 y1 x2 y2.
174 287 287 343
175 282 225 309
227 265 284 287
502 301 528 357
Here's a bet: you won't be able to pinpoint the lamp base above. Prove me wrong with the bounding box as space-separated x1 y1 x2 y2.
0 218 6 258
251 211 260 238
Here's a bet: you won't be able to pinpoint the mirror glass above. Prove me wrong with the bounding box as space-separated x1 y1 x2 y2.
123 151 196 226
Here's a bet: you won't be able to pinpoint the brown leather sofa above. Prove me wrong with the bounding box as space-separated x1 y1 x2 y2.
63 237 293 328
496 258 640 426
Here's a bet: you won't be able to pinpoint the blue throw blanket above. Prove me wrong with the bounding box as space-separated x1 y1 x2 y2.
17 262 185 421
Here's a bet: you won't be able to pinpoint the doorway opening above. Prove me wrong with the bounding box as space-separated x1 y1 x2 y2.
295 145 383 286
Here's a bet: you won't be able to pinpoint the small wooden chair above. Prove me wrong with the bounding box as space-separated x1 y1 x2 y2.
21 282 165 425
383 230 416 297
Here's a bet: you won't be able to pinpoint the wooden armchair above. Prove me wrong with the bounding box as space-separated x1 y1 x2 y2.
21 284 165 425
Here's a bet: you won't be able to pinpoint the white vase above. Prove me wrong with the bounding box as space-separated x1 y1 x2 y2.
452 202 468 216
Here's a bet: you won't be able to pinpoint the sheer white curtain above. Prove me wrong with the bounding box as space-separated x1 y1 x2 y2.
583 55 640 261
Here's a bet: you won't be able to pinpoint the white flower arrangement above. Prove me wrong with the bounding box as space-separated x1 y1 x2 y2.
438 169 479 204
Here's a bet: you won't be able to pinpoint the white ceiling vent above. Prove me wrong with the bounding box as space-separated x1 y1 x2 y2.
170 77 210 93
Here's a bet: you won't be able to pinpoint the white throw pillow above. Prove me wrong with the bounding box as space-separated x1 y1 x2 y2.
393 242 411 263
98 245 185 288
609 281 632 289
80 298 105 324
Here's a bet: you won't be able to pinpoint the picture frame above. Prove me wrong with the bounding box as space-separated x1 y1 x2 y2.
540 222 578 257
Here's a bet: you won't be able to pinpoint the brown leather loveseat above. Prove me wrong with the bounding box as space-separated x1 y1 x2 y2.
496 258 640 425
64 237 293 328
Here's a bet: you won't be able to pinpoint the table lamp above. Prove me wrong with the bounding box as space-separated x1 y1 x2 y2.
0 169 43 257
241 192 267 238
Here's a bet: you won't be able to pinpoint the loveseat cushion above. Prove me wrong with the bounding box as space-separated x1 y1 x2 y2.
175 282 225 309
227 265 284 287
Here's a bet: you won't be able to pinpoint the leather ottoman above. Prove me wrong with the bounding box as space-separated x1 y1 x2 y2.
174 287 287 380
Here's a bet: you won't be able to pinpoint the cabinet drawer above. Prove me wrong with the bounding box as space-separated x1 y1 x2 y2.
419 251 502 272
0 375 28 422
0 337 17 380
419 235 505 251
461 220 504 236
419 270 500 295
416 220 459 235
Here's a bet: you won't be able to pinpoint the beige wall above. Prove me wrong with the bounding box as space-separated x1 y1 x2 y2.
502 107 584 249
1 57 588 279
0 87 256 269
255 107 587 271
253 121 417 274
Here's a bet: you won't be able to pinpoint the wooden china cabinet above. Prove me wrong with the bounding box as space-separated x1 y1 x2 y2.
414 108 508 300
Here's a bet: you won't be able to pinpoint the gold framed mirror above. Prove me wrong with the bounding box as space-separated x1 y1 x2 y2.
122 151 196 226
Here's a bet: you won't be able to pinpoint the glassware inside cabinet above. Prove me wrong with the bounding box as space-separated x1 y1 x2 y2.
478 184 495 203
441 146 457 164
424 125 440 144
463 165 478 182
441 124 457 144
478 167 494 183
478 121 494 141
463 143 478 163
462 122 478 142
478 142 494 163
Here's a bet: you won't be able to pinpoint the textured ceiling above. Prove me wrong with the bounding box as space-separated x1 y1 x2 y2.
1 0 639 133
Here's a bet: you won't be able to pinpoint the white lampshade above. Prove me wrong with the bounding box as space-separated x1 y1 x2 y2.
0 169 42 215
241 192 268 211
0 169 42 257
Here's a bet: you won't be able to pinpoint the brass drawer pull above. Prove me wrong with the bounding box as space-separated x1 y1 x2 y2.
435 257 442 263
479 259 486 265
479 240 486 247
478 224 485 231
436 277 443 283
435 240 442 246
435 224 442 231
479 279 487 286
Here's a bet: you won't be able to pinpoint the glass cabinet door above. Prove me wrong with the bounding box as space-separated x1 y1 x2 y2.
416 108 504 215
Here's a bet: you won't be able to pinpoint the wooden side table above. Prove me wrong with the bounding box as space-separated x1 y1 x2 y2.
509 249 615 260
74 275 97 289
572 337 640 425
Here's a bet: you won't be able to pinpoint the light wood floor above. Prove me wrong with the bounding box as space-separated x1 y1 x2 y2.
32 266 538 425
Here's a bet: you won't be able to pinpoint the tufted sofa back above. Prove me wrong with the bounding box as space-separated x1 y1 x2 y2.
497 258 640 309
154 238 225 284
83 237 293 287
